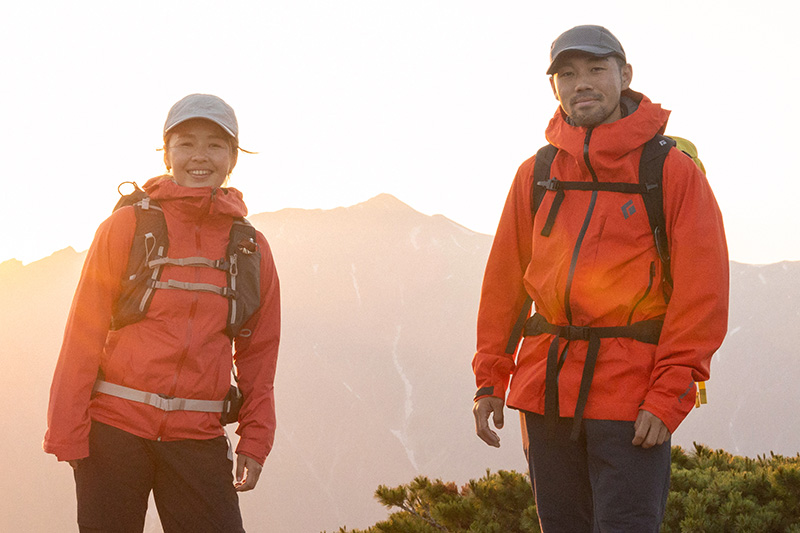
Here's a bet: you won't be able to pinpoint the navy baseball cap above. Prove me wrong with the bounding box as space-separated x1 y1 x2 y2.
547 25 626 75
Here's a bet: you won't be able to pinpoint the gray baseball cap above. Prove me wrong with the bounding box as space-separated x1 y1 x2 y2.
163 94 238 140
547 25 626 75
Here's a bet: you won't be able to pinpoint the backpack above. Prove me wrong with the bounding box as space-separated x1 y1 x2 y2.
94 182 259 425
507 135 708 408
109 182 261 340
532 134 676 301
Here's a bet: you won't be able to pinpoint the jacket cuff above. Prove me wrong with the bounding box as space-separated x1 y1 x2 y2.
474 387 495 401
43 440 90 463
235 437 268 466
641 389 695 434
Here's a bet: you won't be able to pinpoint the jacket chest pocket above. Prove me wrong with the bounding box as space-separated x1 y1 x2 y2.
576 195 661 307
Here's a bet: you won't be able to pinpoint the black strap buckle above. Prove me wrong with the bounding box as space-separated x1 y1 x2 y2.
561 325 590 341
537 178 561 191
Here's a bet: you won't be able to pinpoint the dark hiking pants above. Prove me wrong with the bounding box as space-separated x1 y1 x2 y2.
73 421 244 533
524 412 671 533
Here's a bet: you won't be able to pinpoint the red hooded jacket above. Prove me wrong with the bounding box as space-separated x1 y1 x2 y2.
44 177 281 464
473 91 728 432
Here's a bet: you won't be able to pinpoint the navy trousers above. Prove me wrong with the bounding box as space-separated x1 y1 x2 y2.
73 421 244 533
524 412 671 533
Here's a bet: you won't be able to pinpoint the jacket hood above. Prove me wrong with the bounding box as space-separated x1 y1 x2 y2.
545 90 671 162
142 176 248 220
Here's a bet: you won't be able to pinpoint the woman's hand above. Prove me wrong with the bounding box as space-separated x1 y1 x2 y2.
234 453 263 491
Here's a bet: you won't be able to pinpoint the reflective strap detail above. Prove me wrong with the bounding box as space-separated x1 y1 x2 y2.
152 279 234 298
148 256 226 270
93 380 225 413
229 254 238 326
224 428 234 461
139 242 163 312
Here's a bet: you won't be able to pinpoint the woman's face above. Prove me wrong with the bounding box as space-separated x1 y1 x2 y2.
164 119 236 188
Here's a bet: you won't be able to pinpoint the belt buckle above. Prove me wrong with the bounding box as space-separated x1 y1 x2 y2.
564 325 590 341
155 393 176 411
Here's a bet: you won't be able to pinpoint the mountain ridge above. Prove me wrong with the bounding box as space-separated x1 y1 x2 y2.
1 195 798 532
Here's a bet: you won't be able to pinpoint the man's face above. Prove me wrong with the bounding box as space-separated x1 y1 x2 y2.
549 52 632 127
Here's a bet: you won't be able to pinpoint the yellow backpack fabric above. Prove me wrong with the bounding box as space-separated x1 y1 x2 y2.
670 135 706 175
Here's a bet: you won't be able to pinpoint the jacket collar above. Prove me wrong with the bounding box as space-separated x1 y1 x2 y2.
545 90 671 163
142 176 248 220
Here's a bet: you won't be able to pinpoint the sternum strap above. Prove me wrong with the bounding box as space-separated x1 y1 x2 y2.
148 256 227 269
152 279 233 298
536 179 647 237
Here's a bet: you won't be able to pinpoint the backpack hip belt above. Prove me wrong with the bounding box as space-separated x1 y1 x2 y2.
93 380 225 413
523 313 663 441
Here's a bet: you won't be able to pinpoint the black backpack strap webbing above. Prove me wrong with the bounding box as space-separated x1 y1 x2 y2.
539 179 651 238
531 144 559 236
504 295 533 355
524 313 663 440
638 135 676 302
531 144 558 215
501 145 559 359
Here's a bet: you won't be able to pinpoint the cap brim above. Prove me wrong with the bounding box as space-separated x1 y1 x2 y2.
547 46 621 75
164 116 237 139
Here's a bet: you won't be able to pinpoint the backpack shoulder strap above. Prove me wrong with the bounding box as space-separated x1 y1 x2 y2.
531 144 558 217
110 194 169 330
639 134 676 300
504 145 558 356
225 218 261 339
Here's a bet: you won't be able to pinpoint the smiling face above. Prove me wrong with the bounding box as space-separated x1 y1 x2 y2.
549 52 632 128
164 119 237 188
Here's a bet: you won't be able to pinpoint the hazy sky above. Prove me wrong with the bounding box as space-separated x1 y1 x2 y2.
2 0 797 265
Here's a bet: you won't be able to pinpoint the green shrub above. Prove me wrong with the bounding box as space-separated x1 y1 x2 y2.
334 444 800 532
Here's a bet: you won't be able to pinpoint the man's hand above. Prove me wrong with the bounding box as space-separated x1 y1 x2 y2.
473 396 505 448
632 409 670 448
234 453 263 492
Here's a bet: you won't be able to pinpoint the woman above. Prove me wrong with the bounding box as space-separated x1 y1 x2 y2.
44 94 281 532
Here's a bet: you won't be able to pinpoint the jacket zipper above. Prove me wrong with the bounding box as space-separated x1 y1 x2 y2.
563 128 598 326
156 222 203 441
627 261 656 325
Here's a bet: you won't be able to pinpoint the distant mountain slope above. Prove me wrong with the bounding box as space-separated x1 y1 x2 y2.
247 194 501 531
675 261 800 457
1 195 798 532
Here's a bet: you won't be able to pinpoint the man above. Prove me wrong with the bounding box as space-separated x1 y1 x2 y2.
472 25 728 531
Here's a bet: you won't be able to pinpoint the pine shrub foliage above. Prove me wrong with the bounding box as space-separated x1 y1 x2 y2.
333 444 800 533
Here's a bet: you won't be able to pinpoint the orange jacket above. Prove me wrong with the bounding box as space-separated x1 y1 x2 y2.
473 91 729 433
44 177 281 464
